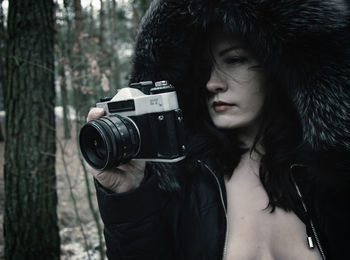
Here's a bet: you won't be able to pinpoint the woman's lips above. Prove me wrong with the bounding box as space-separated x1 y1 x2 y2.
212 101 235 112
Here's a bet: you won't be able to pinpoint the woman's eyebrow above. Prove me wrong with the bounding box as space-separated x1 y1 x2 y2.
218 46 242 56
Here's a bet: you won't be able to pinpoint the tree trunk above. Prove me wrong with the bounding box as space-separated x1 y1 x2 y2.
72 0 90 119
59 61 71 139
132 0 152 35
73 0 83 45
0 0 5 104
4 0 60 259
110 0 121 90
131 0 140 39
99 0 106 52
139 0 152 16
55 0 73 140
0 0 5 142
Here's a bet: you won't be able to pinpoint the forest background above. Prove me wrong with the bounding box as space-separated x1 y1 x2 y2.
0 0 151 259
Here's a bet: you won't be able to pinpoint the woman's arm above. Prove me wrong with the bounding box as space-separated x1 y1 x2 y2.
86 108 177 259
95 167 176 259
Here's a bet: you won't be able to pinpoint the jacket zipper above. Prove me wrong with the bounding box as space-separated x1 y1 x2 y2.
198 160 228 260
290 164 327 260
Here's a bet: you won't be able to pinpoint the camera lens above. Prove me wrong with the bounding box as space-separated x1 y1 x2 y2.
79 115 140 170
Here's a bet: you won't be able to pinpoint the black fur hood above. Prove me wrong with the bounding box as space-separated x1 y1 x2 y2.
129 0 350 152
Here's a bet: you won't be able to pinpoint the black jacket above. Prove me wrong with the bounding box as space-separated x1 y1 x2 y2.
95 0 350 259
96 157 350 259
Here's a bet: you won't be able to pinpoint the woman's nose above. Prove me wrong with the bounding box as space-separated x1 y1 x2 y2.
206 69 227 93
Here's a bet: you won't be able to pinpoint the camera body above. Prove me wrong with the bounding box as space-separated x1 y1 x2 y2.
79 80 186 170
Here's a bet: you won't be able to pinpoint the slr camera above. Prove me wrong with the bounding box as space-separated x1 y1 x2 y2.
79 80 186 170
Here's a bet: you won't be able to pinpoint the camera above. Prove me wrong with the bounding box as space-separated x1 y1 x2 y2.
79 80 186 170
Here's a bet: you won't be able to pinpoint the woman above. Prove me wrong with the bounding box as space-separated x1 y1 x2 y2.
87 1 350 259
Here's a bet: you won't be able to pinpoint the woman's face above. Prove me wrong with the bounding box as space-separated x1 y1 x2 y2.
206 33 265 132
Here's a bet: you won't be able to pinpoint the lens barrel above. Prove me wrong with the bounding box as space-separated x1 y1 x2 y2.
79 115 140 170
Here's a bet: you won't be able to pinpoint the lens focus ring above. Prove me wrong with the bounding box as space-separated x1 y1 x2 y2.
79 114 140 170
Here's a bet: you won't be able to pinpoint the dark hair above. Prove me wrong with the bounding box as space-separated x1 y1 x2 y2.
181 27 304 212
255 76 303 211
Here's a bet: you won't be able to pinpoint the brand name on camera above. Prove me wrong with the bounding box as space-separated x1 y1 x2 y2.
150 97 162 107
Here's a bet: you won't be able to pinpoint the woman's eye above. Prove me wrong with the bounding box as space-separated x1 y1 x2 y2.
224 56 247 65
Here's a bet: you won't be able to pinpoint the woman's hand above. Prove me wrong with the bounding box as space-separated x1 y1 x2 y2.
86 108 146 193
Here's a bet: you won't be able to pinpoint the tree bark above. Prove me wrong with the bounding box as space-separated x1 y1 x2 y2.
0 0 6 142
0 0 5 104
99 0 106 52
110 0 121 90
131 0 152 39
73 0 83 46
72 0 90 119
59 61 71 139
131 0 140 39
4 0 60 259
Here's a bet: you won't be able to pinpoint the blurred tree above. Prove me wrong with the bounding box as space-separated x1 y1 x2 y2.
72 0 91 119
109 0 121 90
99 0 106 52
50 0 153 257
56 0 72 139
131 0 140 38
0 0 6 142
138 0 152 17
58 56 71 139
132 0 152 37
0 0 5 109
3 0 60 259
74 0 83 45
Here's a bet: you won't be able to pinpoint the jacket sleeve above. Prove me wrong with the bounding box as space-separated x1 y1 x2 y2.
94 168 176 260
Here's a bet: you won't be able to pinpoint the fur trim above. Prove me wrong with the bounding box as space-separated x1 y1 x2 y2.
130 0 350 151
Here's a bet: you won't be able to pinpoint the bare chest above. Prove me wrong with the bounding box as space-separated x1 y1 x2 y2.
224 166 322 260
